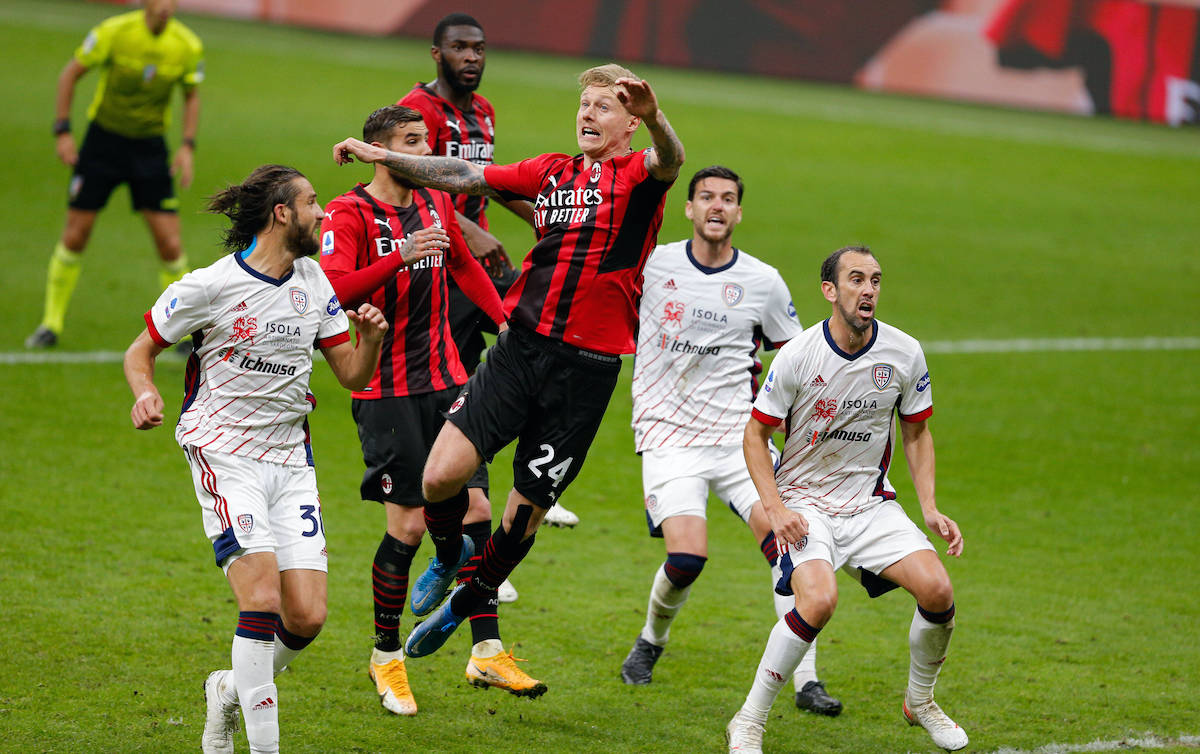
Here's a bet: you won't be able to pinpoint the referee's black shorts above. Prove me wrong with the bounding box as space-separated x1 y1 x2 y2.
445 325 622 508
68 121 177 213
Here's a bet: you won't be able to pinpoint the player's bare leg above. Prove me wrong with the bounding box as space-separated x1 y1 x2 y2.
622 514 706 684
142 209 190 290
729 560 836 753
223 552 285 754
28 209 98 347
881 551 967 751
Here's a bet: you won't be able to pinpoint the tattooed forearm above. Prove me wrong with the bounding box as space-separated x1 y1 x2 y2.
643 111 685 181
381 151 493 196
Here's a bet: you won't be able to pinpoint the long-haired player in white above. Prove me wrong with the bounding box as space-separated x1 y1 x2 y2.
621 165 841 716
726 246 967 753
123 164 393 754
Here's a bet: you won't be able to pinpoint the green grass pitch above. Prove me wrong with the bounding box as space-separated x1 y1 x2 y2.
1 1 1198 752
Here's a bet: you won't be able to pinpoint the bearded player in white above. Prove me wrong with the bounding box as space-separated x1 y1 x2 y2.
622 166 840 715
725 246 966 754
124 165 397 754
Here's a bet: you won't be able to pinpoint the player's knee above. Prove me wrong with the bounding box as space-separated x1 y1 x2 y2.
286 603 327 637
238 587 282 615
798 588 837 624
664 552 707 589
917 577 954 614
422 460 466 502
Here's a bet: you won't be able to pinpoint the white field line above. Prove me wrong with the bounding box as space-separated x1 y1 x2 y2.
2 336 1199 366
980 732 1200 753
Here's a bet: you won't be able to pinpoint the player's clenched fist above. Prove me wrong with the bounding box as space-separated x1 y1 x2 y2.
131 388 165 430
333 138 386 166
346 303 388 343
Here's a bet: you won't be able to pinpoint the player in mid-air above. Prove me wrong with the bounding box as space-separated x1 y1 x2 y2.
726 246 967 753
398 13 580 531
29 0 203 349
332 62 685 661
621 165 841 716
123 164 388 754
320 105 546 715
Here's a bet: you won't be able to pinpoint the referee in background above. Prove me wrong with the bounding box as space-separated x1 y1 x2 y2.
27 0 203 349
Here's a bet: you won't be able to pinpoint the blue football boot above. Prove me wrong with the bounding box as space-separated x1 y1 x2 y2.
409 534 473 616
405 585 467 658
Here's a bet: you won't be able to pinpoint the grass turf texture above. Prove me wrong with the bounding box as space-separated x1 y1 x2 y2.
1 1 1198 752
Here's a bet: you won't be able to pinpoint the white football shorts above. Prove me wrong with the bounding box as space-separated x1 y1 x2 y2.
185 446 328 573
780 499 934 577
641 444 761 529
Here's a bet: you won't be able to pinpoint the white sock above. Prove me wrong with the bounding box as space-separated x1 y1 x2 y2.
640 565 689 646
213 638 296 708
233 635 278 754
273 635 302 674
472 638 504 658
769 563 818 692
907 606 955 704
743 613 814 719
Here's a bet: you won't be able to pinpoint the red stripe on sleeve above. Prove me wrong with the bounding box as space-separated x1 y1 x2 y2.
751 407 783 427
315 331 350 349
900 406 933 423
144 310 172 348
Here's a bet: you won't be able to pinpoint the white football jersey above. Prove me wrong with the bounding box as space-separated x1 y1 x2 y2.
751 319 933 515
632 240 801 452
146 252 350 467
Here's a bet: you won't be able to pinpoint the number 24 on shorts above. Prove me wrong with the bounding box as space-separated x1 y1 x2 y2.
527 444 573 488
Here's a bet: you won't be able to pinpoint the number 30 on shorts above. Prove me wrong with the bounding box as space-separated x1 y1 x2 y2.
299 504 324 537
527 444 574 488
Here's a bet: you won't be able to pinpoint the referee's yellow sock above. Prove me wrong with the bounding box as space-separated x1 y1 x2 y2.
41 241 83 334
159 253 189 290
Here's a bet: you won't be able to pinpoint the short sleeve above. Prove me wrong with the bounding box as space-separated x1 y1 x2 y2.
75 20 113 69
144 270 213 347
761 270 802 348
898 346 933 422
751 345 799 427
181 38 205 88
314 272 350 349
318 197 365 279
484 154 561 202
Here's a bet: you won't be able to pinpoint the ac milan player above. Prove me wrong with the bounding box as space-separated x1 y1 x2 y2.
726 246 967 753
319 105 545 714
123 164 389 754
620 165 841 716
332 63 685 660
398 14 579 534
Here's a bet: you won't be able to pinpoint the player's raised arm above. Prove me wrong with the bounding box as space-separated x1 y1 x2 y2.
124 329 165 429
900 418 963 557
333 138 498 198
321 303 388 391
614 77 684 182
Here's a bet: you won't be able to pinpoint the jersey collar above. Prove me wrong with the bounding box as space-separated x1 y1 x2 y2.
822 318 878 361
235 238 295 286
685 240 739 275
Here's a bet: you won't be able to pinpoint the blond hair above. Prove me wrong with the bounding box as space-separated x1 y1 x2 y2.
578 63 637 90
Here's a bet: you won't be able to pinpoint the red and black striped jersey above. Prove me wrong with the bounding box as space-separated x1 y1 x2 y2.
398 83 497 227
319 184 502 399
484 150 674 355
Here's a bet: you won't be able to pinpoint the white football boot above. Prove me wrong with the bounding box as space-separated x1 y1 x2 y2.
497 578 518 603
542 502 579 528
725 709 765 754
903 692 969 751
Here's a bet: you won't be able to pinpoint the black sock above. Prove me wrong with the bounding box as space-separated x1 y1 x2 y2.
423 489 469 565
372 533 418 652
460 520 500 644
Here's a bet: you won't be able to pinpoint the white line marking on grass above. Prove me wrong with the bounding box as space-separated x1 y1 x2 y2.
923 336 1200 354
2 337 1198 366
986 733 1200 753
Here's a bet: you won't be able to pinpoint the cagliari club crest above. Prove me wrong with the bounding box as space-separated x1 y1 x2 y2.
723 283 744 306
872 363 893 390
237 514 254 533
290 288 308 314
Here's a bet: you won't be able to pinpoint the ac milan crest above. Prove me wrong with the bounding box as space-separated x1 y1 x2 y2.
237 514 254 533
872 363 893 390
381 473 393 495
722 283 744 306
290 288 308 314
449 394 467 414
590 162 602 183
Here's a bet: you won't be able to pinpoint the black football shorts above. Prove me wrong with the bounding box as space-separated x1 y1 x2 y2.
445 325 621 508
69 122 176 212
